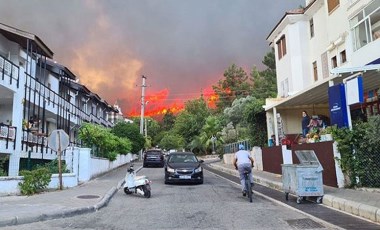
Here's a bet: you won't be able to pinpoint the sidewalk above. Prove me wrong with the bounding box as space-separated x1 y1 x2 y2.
208 160 380 224
0 163 137 227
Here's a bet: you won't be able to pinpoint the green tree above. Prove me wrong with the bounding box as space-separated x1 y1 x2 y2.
146 118 161 140
162 110 176 131
224 96 254 127
111 121 145 154
172 98 210 145
213 64 251 111
250 50 277 100
159 133 185 150
220 122 238 143
153 131 168 149
199 116 223 154
243 98 267 147
78 123 131 160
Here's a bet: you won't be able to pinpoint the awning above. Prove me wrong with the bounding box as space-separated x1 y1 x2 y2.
265 64 380 111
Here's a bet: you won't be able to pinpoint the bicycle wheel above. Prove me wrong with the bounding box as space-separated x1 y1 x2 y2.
245 175 252 203
247 180 252 203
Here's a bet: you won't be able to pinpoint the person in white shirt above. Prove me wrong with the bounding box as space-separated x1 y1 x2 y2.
233 144 254 196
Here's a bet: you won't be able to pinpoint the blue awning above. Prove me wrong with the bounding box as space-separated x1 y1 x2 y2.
367 57 380 65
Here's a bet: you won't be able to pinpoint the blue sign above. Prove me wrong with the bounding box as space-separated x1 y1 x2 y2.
328 84 348 128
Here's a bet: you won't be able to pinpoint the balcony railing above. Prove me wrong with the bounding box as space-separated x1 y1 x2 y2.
0 124 16 150
0 55 20 88
22 130 48 148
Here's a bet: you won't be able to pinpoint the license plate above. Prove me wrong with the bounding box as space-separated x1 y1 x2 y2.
179 175 191 179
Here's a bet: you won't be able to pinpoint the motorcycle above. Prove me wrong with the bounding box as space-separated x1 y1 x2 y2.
123 163 151 198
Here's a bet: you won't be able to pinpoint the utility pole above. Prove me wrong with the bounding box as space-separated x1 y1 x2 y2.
145 118 147 137
139 75 147 160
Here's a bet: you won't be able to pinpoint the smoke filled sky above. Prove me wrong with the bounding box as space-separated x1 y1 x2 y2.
0 0 304 116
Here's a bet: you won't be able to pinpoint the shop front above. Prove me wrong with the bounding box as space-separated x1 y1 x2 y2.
263 64 380 188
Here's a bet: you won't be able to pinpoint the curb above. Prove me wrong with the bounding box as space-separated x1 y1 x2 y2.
208 163 380 224
0 178 129 228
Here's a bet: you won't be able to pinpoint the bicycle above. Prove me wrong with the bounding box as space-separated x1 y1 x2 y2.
243 169 253 203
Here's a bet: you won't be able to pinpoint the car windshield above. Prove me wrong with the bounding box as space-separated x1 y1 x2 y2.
168 154 197 163
146 151 161 155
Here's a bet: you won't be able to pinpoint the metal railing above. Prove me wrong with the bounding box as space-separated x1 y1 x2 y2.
0 55 20 88
224 140 251 154
0 124 16 149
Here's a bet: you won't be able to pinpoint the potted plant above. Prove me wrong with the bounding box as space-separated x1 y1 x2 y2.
320 126 333 141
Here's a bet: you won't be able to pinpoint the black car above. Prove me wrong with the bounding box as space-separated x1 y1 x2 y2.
164 152 204 184
143 150 165 167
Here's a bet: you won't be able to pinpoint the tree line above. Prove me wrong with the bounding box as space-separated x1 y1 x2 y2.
79 50 277 157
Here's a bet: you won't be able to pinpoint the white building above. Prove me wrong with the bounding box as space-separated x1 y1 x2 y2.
265 0 380 143
0 22 118 178
108 100 134 124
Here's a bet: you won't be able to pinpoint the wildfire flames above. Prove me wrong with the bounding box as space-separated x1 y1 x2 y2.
128 86 218 118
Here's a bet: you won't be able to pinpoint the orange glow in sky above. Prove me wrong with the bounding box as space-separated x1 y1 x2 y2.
128 86 217 117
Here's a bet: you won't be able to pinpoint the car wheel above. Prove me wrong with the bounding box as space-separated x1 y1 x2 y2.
199 180 204 184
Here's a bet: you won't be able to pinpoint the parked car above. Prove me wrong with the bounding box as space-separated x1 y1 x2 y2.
164 152 204 184
143 150 165 167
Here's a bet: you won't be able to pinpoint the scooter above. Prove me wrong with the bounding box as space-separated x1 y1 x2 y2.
123 163 151 198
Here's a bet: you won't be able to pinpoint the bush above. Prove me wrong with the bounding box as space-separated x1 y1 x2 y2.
36 159 69 174
78 123 132 160
19 168 52 195
0 156 8 176
333 116 380 188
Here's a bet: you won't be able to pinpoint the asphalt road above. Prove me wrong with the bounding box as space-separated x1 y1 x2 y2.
1 167 337 230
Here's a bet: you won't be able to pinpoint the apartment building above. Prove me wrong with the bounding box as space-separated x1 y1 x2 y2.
0 22 118 177
264 0 380 143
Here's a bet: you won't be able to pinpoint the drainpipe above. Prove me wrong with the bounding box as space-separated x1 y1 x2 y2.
273 106 279 145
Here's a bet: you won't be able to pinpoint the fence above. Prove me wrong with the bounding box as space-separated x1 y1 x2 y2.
223 140 251 154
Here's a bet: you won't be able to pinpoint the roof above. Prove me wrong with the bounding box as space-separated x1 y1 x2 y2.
266 0 319 42
0 22 53 58
41 59 76 80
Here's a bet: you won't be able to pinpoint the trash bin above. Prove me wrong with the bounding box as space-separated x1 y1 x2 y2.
281 150 324 204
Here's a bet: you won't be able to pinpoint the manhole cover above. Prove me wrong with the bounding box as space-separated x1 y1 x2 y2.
77 195 100 199
285 218 325 229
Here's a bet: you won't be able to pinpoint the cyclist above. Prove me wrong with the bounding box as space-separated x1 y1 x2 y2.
233 144 254 196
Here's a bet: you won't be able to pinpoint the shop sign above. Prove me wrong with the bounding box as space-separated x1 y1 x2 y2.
328 84 348 128
346 76 363 105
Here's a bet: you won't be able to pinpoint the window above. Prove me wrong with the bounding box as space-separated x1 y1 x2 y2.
310 18 314 38
276 35 287 59
328 0 340 13
331 56 337 68
280 78 289 98
313 61 318 82
350 1 380 50
340 50 347 63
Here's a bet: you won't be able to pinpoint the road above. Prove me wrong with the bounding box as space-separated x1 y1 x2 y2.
1 167 337 230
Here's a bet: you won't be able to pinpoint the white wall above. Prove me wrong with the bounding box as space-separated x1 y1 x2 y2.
89 154 133 180
0 104 13 125
0 147 135 195
351 40 380 65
